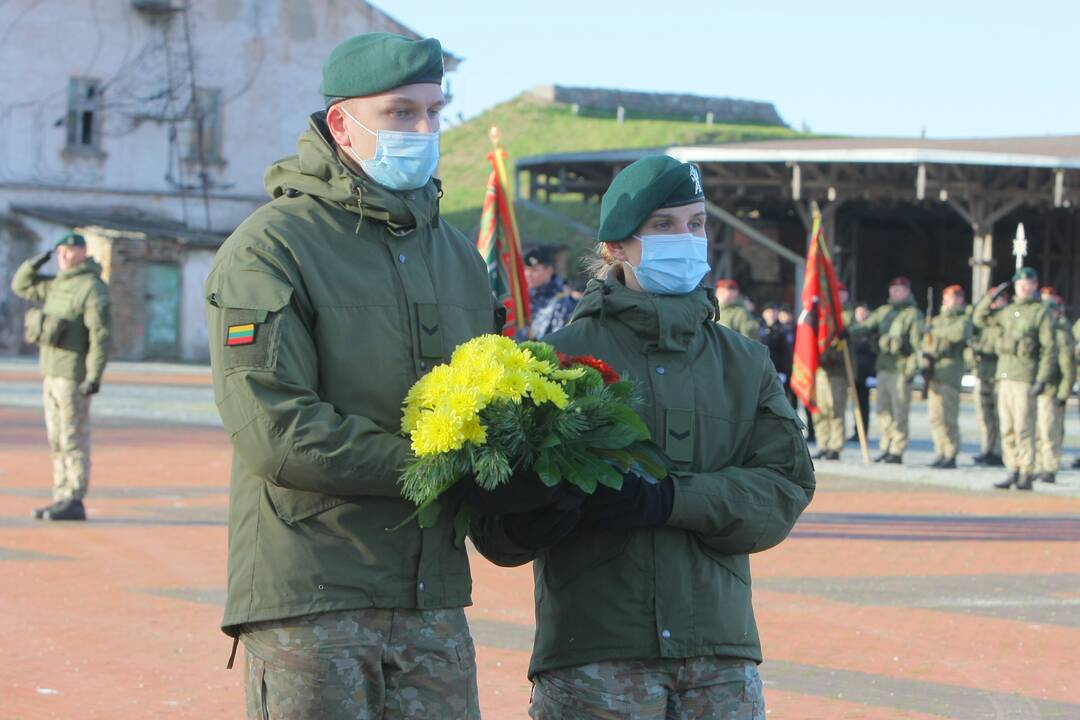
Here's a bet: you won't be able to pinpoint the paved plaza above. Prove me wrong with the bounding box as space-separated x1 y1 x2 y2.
2 361 1079 718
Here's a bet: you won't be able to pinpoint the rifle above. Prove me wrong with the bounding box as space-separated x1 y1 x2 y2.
920 287 935 400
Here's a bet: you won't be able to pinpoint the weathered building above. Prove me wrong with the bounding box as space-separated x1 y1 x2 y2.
1 0 456 360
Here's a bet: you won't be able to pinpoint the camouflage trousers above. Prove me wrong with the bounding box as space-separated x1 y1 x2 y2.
875 370 912 455
1036 394 1066 474
530 656 764 719
42 376 91 502
242 607 479 720
927 381 961 459
997 380 1037 474
814 368 847 452
974 379 1001 456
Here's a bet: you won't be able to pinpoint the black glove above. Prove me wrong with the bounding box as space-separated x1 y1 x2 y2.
459 471 564 516
501 487 585 550
77 380 100 396
30 250 52 270
1029 381 1046 397
990 282 1009 302
582 473 674 530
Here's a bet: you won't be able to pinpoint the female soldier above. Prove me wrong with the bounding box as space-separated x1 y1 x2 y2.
472 155 816 718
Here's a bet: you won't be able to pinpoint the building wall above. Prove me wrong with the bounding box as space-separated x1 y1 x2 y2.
181 249 217 361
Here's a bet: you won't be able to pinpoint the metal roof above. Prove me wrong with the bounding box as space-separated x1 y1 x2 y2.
517 135 1080 170
12 205 226 248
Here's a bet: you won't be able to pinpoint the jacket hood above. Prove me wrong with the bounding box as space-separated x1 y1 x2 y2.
263 112 441 233
59 257 103 280
571 272 718 352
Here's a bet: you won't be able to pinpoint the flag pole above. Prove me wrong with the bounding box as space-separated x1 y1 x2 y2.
841 340 871 464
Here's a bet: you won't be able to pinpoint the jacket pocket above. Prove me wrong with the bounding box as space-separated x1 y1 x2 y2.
23 308 44 345
265 483 349 525
695 540 751 585
208 271 294 373
542 528 632 591
39 314 70 348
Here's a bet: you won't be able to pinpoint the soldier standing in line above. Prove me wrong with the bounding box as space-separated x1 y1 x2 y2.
922 285 972 469
849 301 875 442
1033 296 1074 484
1073 314 1080 469
845 276 923 464
973 267 1056 491
11 232 111 522
969 291 1007 466
813 282 853 461
714 279 761 340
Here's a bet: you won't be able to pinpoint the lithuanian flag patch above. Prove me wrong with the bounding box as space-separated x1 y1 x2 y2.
225 323 256 346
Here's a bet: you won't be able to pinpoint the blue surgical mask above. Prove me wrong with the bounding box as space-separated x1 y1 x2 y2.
340 108 440 191
628 233 710 295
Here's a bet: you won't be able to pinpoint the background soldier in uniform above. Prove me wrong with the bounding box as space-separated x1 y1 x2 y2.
204 33 559 718
922 285 971 469
11 232 110 521
973 267 1056 491
518 245 578 340
813 282 853 461
847 276 923 464
1034 296 1074 484
969 292 1006 466
714 278 760 340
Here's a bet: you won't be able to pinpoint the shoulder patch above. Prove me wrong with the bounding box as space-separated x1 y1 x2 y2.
226 323 257 346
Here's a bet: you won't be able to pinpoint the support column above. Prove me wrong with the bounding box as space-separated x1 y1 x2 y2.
970 231 994 302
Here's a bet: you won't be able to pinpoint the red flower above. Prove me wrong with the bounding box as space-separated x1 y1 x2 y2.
559 353 620 385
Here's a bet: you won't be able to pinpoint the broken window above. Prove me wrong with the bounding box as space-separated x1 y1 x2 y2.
188 87 223 163
66 77 102 152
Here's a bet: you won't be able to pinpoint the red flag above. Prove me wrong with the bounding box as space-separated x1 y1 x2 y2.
476 142 530 336
791 214 846 413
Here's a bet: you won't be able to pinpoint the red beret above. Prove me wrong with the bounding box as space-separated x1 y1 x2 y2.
714 279 739 291
943 284 964 297
889 276 911 288
1040 286 1057 295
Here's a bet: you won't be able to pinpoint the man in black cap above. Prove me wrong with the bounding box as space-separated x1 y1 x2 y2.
12 232 111 521
519 244 578 340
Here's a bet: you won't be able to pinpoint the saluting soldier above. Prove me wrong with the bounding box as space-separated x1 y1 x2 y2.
846 276 923 464
714 278 761 340
973 267 1056 491
813 282 853 461
922 285 972 469
204 33 558 717
969 291 1006 466
1033 296 1074 484
11 232 111 521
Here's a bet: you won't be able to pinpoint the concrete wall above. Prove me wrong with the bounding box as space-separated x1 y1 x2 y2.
526 84 786 126
181 249 216 361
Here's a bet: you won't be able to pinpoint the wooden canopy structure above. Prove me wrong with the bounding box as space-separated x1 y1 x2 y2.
516 136 1080 307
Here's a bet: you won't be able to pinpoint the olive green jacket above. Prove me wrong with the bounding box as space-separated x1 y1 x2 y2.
848 298 924 377
1044 319 1075 402
716 301 760 341
11 257 111 383
972 294 1056 385
1072 318 1080 366
923 306 972 389
820 308 855 377
968 319 1001 384
472 274 815 677
206 114 496 635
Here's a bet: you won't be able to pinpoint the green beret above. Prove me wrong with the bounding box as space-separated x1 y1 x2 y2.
320 33 443 101
1012 266 1038 281
598 155 705 241
55 232 86 248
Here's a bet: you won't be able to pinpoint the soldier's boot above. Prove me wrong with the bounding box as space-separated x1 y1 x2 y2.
874 451 891 463
32 501 60 520
1072 456 1080 469
994 471 1019 489
1039 473 1056 484
972 453 987 465
825 451 840 461
938 457 957 469
986 454 1005 467
884 454 902 464
43 499 86 521
929 456 945 468
1015 474 1035 491
811 449 827 460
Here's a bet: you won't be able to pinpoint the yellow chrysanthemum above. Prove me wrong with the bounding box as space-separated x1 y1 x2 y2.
527 377 569 409
410 408 464 456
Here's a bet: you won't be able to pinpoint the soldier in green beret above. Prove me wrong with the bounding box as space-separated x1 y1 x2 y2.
11 231 111 522
973 267 1057 490
205 32 558 717
1033 295 1074 484
472 155 814 718
714 278 761 340
969 291 1006 466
